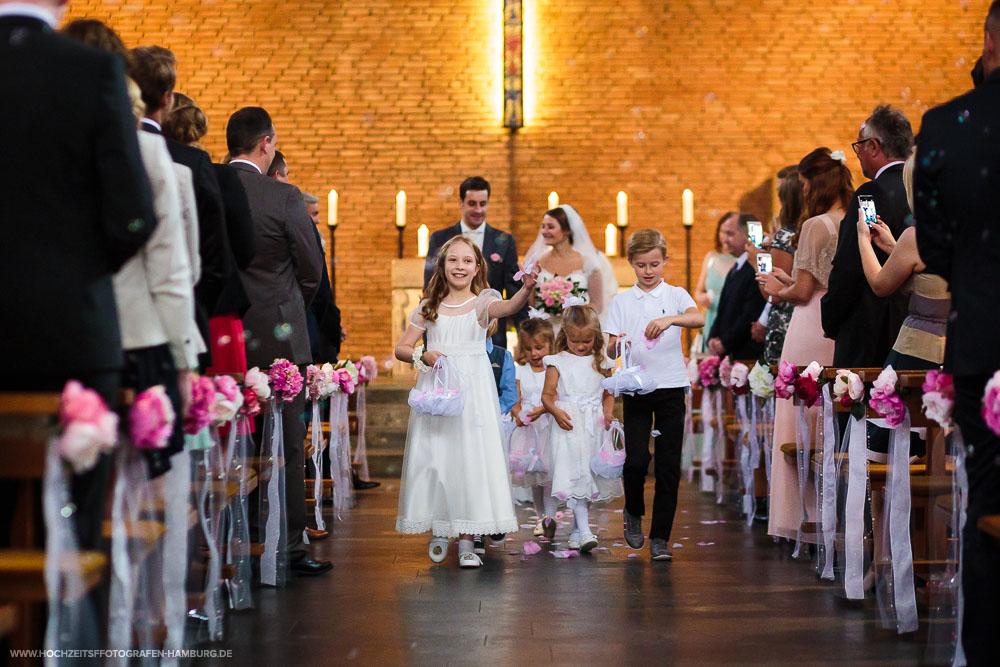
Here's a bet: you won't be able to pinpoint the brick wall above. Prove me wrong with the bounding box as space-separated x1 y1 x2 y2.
68 0 987 363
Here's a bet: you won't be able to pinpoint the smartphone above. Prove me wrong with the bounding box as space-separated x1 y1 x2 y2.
747 220 764 248
859 195 877 228
757 252 772 274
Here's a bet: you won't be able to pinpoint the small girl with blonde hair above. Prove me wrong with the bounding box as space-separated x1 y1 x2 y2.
541 305 621 551
394 236 539 568
510 318 558 538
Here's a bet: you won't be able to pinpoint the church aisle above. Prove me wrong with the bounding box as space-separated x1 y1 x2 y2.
208 481 927 666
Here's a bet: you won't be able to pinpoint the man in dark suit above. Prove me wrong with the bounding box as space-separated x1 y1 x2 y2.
130 45 231 369
706 213 766 360
0 0 156 549
301 190 343 364
915 4 1000 659
424 176 525 348
227 106 330 576
821 105 914 368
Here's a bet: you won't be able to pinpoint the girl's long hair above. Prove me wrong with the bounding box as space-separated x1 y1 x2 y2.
419 236 489 325
554 305 610 377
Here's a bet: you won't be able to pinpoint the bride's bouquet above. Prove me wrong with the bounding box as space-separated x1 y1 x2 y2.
535 276 587 316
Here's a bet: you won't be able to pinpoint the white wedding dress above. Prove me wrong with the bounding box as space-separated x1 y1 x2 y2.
395 290 519 537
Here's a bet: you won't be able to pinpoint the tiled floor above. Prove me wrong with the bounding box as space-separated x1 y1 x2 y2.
206 480 935 665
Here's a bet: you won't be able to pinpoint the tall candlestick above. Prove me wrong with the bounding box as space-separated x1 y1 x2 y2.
605 224 617 257
548 191 559 209
616 191 628 228
327 189 338 227
682 188 694 227
395 190 407 228
417 224 429 258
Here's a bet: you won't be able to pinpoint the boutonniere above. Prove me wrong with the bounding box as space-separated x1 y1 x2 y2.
489 252 502 264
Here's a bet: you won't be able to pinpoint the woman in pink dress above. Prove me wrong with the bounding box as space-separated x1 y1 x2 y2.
760 148 853 542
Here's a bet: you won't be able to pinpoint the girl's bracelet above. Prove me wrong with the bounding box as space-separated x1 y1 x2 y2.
412 344 430 373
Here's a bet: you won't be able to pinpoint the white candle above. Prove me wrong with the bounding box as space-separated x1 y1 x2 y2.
682 188 694 227
616 191 628 228
548 191 559 209
417 224 429 258
327 189 338 227
605 223 617 257
396 190 406 228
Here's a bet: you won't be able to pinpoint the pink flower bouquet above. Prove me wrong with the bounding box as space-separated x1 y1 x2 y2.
244 367 271 400
698 356 722 390
334 360 359 394
130 385 175 450
869 366 906 428
730 362 750 396
718 356 734 389
792 361 824 408
833 369 865 407
922 369 954 428
240 386 261 418
981 370 1000 437
269 358 303 402
535 276 587 316
58 380 119 472
358 355 378 384
773 361 796 400
183 374 217 435
213 375 243 424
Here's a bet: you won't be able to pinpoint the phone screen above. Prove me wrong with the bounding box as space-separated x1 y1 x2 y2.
747 221 764 248
859 196 877 227
757 253 772 274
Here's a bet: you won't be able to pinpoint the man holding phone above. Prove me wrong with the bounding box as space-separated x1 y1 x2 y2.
821 105 914 368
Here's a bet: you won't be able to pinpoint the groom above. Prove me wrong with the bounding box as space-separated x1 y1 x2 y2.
424 176 526 348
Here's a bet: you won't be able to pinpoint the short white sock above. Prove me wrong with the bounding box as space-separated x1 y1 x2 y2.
458 538 474 555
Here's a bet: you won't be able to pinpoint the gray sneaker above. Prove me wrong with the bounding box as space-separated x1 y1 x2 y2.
623 511 644 549
650 538 672 561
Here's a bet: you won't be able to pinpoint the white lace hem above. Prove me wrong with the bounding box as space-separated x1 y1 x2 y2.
395 518 519 537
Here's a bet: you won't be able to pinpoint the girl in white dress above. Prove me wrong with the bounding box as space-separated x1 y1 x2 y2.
509 318 558 539
394 236 540 568
541 305 622 552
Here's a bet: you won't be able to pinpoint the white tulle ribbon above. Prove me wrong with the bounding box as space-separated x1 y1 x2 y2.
819 385 838 581
260 400 286 586
197 428 225 640
792 402 813 558
329 392 354 517
161 449 189 663
224 417 253 610
762 398 774 484
844 413 868 599
736 395 755 525
310 402 326 531
353 384 371 481
951 429 968 666
878 409 918 633
699 389 715 493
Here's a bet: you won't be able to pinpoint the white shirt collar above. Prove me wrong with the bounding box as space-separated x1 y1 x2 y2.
460 220 485 235
734 251 749 270
0 3 57 27
141 118 162 132
875 161 905 180
229 158 263 174
631 280 665 299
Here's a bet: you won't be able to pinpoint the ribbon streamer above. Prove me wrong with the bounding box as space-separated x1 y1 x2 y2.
844 413 868 599
259 400 287 586
353 384 371 481
819 385 839 581
736 395 755 525
329 392 355 517
225 417 253 610
699 389 714 493
161 449 190 663
792 401 813 558
310 402 327 531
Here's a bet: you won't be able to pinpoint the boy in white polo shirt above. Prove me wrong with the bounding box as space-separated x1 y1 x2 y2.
604 229 705 561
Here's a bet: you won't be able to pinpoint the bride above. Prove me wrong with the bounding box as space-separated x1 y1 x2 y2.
524 205 618 330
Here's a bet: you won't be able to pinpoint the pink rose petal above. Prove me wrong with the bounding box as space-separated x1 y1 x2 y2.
523 541 541 555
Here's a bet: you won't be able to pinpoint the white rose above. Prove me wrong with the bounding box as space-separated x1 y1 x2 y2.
873 366 898 395
731 363 749 387
801 361 824 382
245 367 271 400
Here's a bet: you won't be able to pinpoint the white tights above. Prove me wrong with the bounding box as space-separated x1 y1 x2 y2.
531 484 557 517
567 498 591 536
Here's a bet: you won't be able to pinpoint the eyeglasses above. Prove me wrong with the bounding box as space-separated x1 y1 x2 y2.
851 137 879 154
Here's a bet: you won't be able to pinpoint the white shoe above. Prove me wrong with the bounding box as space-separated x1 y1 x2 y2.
532 520 544 537
458 552 483 568
428 537 449 563
567 532 581 550
580 533 598 553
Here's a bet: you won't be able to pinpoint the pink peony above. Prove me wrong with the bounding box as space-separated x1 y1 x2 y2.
923 370 954 397
982 371 1000 437
719 357 733 388
183 374 216 435
244 367 271 400
873 366 898 396
698 356 721 388
774 361 796 399
58 381 119 472
870 388 906 428
240 386 261 418
335 367 356 395
130 385 175 450
833 369 865 406
358 355 378 384
269 359 304 402
213 375 243 423
306 364 324 400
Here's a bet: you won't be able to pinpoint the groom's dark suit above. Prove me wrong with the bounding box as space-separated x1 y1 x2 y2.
821 163 910 368
707 259 766 361
915 67 1000 663
424 222 526 348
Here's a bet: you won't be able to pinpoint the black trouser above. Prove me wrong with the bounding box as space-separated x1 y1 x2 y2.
622 388 686 540
954 374 1000 664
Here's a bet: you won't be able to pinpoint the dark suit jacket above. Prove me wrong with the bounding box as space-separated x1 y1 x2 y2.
231 162 322 367
306 225 341 362
915 68 1000 376
821 164 910 368
0 15 155 373
423 222 526 347
707 260 766 361
212 163 255 317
